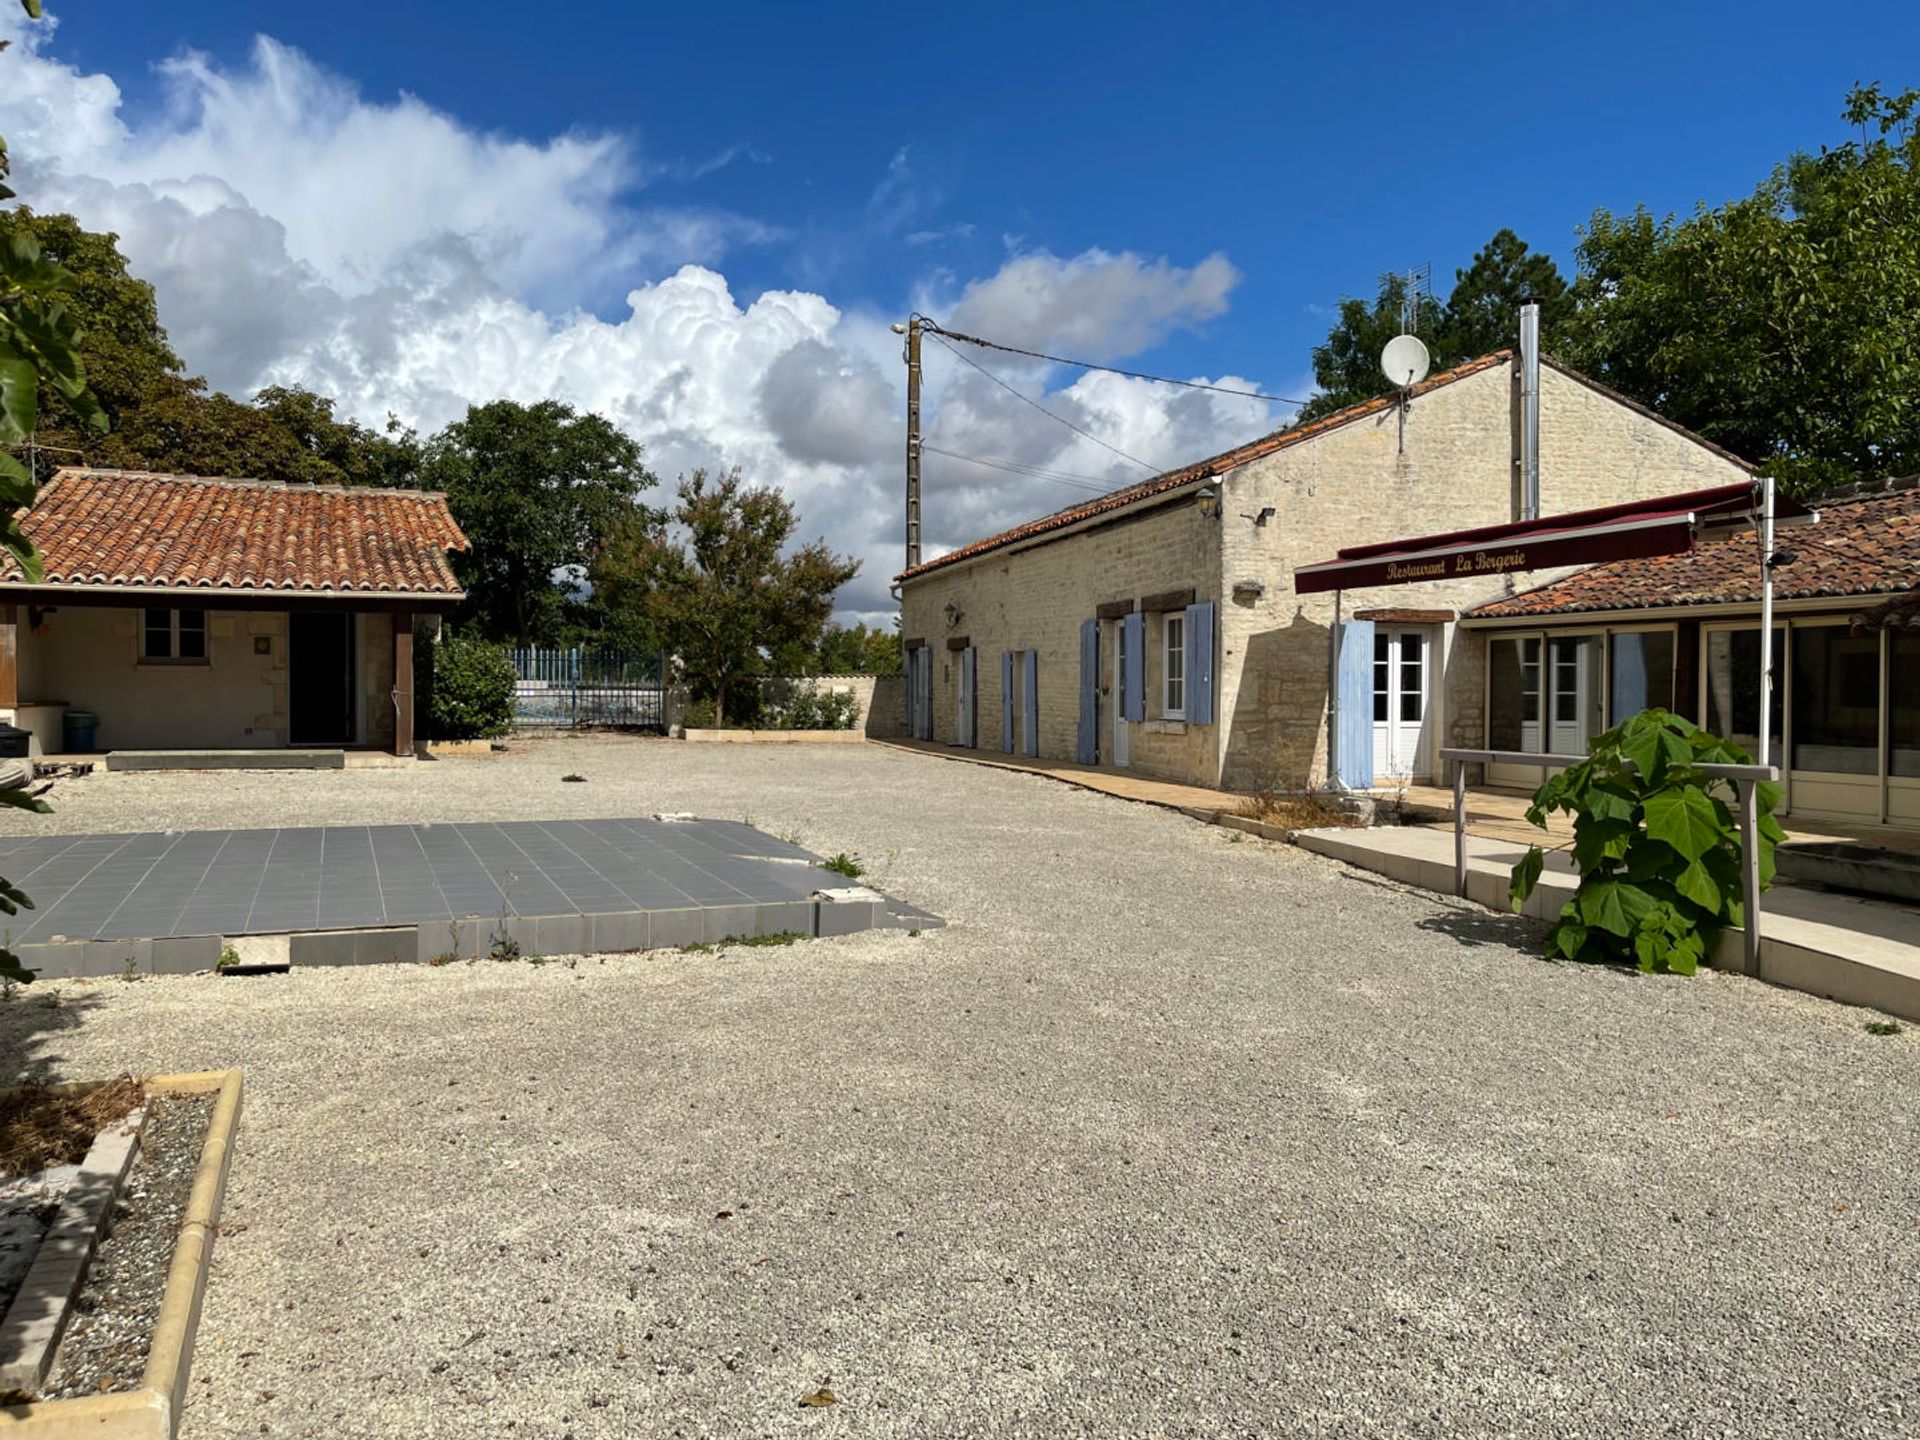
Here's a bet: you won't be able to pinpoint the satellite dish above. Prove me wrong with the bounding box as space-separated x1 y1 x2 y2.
1380 333 1430 388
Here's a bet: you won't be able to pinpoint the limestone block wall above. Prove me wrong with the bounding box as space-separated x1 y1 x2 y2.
20 606 290 750
1213 361 1750 790
900 357 1750 794
899 496 1222 783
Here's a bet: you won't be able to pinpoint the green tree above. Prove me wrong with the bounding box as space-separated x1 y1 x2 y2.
0 209 421 487
421 398 654 645
765 621 902 677
816 621 903 676
592 468 859 726
1561 83 1920 489
0 0 106 986
1444 228 1573 359
1295 229 1571 422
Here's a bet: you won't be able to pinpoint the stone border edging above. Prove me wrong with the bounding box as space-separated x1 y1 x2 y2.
0 1068 243 1440
0 1111 144 1392
682 728 865 744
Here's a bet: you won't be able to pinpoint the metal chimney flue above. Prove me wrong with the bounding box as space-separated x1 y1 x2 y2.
1519 301 1541 521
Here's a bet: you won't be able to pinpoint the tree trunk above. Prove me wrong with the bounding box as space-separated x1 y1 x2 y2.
714 675 726 730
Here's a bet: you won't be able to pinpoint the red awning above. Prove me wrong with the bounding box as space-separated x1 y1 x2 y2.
1293 481 1813 595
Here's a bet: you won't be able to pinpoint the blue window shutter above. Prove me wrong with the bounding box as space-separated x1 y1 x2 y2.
1335 619 1375 788
1122 611 1146 723
1077 618 1099 763
921 649 932 740
1185 601 1215 725
957 647 976 747
1022 649 1039 756
1001 650 1015 752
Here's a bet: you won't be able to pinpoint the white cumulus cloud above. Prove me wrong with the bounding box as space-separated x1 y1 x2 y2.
0 11 1289 619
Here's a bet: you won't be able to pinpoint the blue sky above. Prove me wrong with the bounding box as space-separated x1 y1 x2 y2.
46 1 1901 381
4 2 1914 614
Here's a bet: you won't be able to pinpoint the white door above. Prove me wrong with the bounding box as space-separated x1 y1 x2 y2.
1371 628 1432 780
1547 636 1603 756
1113 620 1131 768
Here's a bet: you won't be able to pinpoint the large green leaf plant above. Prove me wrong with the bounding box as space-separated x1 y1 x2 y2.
0 0 111 986
1508 710 1785 974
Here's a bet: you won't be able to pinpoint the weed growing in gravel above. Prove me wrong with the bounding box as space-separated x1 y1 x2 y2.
489 931 522 962
216 945 241 970
118 954 139 983
1866 1019 1904 1037
821 853 864 879
679 931 806 954
427 952 458 968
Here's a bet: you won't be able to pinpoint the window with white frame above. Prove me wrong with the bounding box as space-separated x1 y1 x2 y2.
1163 612 1186 718
142 607 207 663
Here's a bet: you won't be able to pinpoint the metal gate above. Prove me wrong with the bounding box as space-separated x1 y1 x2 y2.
508 648 665 729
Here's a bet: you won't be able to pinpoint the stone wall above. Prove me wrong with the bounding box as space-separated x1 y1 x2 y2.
901 358 1750 792
899 496 1222 781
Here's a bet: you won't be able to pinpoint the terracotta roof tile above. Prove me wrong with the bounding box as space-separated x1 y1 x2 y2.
1 468 470 596
897 351 1515 583
1468 482 1920 619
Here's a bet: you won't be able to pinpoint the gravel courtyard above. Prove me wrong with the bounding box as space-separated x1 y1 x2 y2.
0 737 1914 1439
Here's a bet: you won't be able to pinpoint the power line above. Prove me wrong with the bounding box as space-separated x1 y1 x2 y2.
922 318 1310 408
921 443 1137 497
924 332 1164 474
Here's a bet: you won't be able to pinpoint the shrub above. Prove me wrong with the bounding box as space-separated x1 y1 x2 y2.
1509 709 1784 974
428 633 517 740
773 685 859 731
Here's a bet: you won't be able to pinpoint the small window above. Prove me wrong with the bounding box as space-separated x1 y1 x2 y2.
1163 613 1186 718
141 608 209 664
1372 633 1389 722
1398 632 1424 723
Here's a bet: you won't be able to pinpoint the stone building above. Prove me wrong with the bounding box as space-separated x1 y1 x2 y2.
0 468 468 758
895 348 1750 792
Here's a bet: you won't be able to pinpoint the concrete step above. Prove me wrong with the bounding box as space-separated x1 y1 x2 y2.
105 749 346 772
1293 824 1920 1023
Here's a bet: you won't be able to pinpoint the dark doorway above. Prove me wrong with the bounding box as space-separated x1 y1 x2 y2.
290 613 356 745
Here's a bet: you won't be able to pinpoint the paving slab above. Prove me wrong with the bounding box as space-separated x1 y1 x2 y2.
0 819 936 962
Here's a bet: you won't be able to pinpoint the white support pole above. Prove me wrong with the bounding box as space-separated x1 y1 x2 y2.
1757 473 1777 767
1738 778 1763 978
1453 760 1468 898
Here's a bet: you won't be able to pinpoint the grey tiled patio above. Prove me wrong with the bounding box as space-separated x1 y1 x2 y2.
0 818 935 976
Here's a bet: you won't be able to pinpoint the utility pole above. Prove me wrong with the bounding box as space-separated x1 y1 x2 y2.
896 316 923 570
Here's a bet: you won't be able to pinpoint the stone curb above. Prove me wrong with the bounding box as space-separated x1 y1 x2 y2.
681 729 866 744
0 1111 143 1392
0 1068 243 1439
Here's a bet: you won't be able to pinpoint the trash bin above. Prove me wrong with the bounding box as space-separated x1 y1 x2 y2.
0 724 27 759
61 709 98 752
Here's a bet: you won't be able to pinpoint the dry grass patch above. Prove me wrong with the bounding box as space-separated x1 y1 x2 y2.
0 1075 144 1177
1233 790 1361 830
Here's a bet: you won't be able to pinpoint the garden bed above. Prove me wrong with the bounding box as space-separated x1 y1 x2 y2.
0 1071 242 1438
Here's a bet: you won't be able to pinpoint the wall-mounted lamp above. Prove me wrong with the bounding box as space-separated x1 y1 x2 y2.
1239 506 1275 526
942 601 964 627
1195 486 1222 519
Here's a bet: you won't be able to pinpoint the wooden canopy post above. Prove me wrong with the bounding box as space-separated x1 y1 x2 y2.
392 610 414 757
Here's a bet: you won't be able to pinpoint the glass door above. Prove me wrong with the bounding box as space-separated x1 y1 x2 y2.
1371 629 1432 779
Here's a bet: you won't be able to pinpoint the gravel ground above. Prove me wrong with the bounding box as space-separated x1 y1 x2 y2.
0 735 1914 1438
45 1093 213 1399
